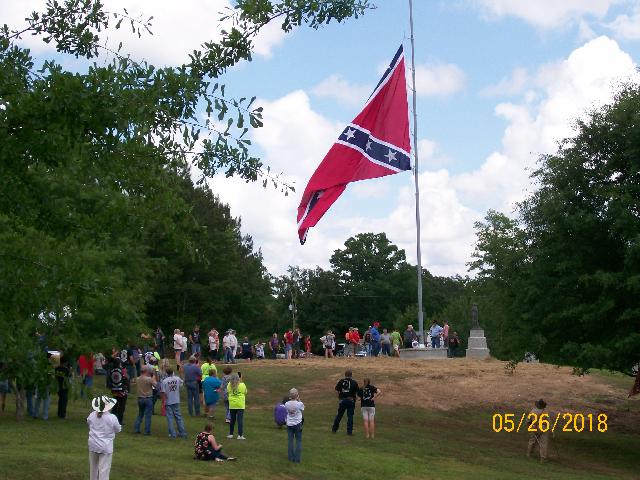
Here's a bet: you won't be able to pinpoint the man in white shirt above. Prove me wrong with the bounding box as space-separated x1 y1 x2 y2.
173 329 182 368
87 396 121 479
223 331 233 364
229 330 238 363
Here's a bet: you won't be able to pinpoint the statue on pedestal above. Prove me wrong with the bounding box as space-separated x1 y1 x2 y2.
471 304 480 329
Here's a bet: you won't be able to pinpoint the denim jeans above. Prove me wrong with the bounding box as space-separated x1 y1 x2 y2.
192 343 201 355
33 388 50 420
287 423 303 462
186 382 200 416
371 341 380 357
229 408 244 436
365 343 372 356
224 399 230 421
134 397 153 434
224 347 234 364
431 336 441 348
165 403 186 437
332 398 355 434
381 343 391 356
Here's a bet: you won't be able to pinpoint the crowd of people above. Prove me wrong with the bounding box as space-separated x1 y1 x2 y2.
0 319 467 479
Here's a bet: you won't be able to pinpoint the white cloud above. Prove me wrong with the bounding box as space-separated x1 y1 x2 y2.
473 0 618 29
607 4 640 40
2 0 286 63
310 74 372 106
482 67 529 96
455 36 638 215
414 63 466 96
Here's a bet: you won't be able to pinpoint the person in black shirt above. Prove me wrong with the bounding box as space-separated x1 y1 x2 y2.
241 337 253 361
55 356 72 419
332 370 359 435
357 378 381 439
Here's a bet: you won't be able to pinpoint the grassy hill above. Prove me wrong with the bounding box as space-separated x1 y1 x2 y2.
0 358 638 479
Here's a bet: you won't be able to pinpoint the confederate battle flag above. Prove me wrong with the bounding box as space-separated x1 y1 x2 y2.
297 45 411 244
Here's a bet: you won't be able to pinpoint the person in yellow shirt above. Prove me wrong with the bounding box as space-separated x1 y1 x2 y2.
200 356 217 405
226 373 247 440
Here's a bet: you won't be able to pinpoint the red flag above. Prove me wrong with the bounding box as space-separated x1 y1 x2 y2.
297 45 411 244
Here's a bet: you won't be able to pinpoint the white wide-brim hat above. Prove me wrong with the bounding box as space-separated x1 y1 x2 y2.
92 395 117 413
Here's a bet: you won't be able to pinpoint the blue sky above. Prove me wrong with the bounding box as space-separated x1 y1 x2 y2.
5 0 640 276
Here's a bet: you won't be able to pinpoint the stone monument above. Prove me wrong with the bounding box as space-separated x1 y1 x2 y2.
466 304 491 359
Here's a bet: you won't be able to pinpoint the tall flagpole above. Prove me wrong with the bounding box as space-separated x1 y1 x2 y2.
408 0 425 343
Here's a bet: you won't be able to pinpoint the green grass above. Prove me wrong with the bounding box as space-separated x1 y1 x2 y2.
0 363 638 480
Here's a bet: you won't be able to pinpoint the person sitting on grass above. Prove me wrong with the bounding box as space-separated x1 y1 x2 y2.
274 396 288 428
357 378 381 439
194 423 236 462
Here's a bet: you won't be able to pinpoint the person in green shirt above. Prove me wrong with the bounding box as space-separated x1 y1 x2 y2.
390 329 402 357
201 356 218 378
226 373 247 440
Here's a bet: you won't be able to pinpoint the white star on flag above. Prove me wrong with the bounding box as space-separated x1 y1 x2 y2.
366 139 372 151
384 149 397 163
344 128 356 140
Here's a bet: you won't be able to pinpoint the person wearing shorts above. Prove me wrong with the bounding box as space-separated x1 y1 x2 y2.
357 378 381 439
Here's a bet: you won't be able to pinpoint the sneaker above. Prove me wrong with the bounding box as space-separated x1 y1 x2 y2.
237 435 246 440
225 419 230 423
226 434 234 439
226 457 237 461
214 458 225 462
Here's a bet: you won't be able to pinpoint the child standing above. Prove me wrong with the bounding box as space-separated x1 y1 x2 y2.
357 378 381 439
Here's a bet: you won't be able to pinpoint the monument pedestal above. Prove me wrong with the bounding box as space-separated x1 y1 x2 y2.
466 328 491 359
400 347 447 359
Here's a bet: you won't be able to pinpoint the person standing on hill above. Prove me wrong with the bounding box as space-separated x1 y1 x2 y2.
183 356 202 417
161 368 187 438
391 328 403 357
284 329 294 359
87 396 121 480
321 331 335 358
403 325 417 348
173 329 183 370
350 328 361 356
448 331 460 358
380 328 392 356
527 399 550 462
106 358 129 426
227 373 247 440
429 321 443 349
285 388 305 463
154 327 165 359
208 329 219 360
202 370 222 419
370 323 381 357
241 337 253 361
189 326 202 356
332 370 359 435
269 333 280 359
55 355 72 419
133 365 157 435
357 378 381 439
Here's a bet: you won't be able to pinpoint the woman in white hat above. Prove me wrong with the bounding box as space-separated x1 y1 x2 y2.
87 395 121 480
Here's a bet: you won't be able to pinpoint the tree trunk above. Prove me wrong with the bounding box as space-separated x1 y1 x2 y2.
14 383 25 421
